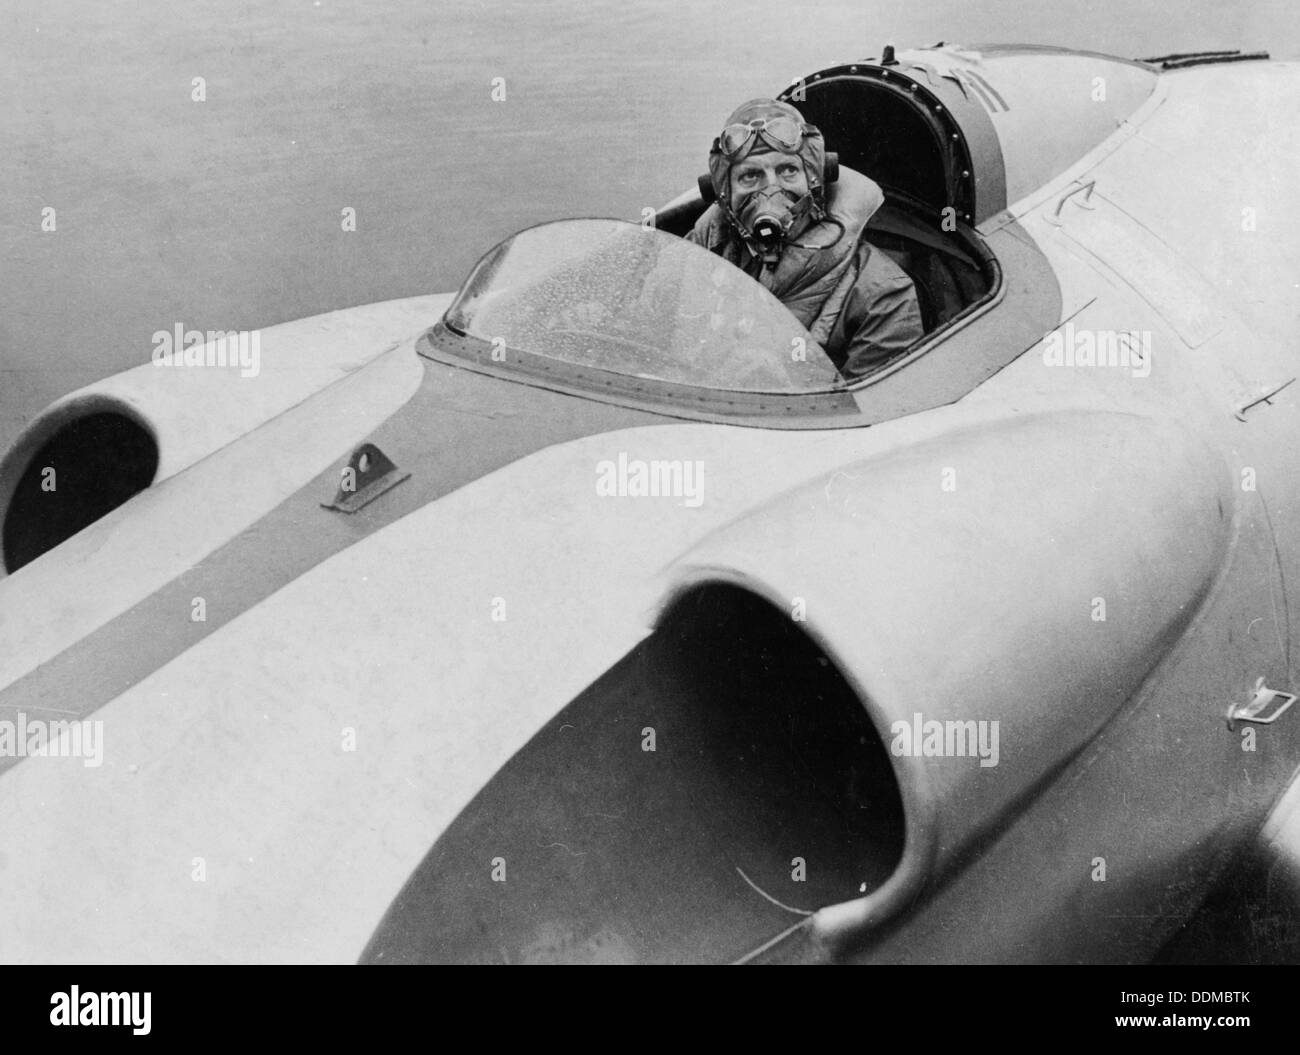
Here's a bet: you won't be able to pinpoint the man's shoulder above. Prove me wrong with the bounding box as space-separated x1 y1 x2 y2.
837 238 921 325
851 238 916 294
685 204 727 248
830 237 926 378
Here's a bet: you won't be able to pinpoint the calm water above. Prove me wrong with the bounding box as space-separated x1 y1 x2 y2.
1 0 1294 451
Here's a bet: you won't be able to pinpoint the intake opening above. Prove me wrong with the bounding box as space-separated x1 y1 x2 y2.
2 410 158 574
362 583 905 964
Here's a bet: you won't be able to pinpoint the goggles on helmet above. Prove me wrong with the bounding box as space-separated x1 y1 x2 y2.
715 116 813 160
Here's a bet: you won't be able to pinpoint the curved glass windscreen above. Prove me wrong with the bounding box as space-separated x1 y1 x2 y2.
444 219 843 393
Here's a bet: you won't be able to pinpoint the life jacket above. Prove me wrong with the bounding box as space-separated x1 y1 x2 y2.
688 166 885 345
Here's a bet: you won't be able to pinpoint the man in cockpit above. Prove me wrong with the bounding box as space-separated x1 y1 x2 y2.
686 98 924 379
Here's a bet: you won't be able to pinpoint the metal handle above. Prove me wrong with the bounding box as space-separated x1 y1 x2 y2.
1234 377 1296 421
1226 677 1297 732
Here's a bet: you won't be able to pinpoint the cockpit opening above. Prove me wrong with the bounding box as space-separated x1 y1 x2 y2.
656 69 997 339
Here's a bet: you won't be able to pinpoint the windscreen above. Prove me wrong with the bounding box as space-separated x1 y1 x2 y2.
444 219 843 393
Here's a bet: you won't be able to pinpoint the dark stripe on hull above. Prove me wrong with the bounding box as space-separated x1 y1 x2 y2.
0 358 676 760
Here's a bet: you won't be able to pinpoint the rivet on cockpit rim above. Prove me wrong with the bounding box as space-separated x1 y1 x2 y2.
961 170 970 178
951 132 960 140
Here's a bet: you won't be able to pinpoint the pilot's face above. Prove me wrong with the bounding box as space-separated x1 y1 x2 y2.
728 151 809 213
